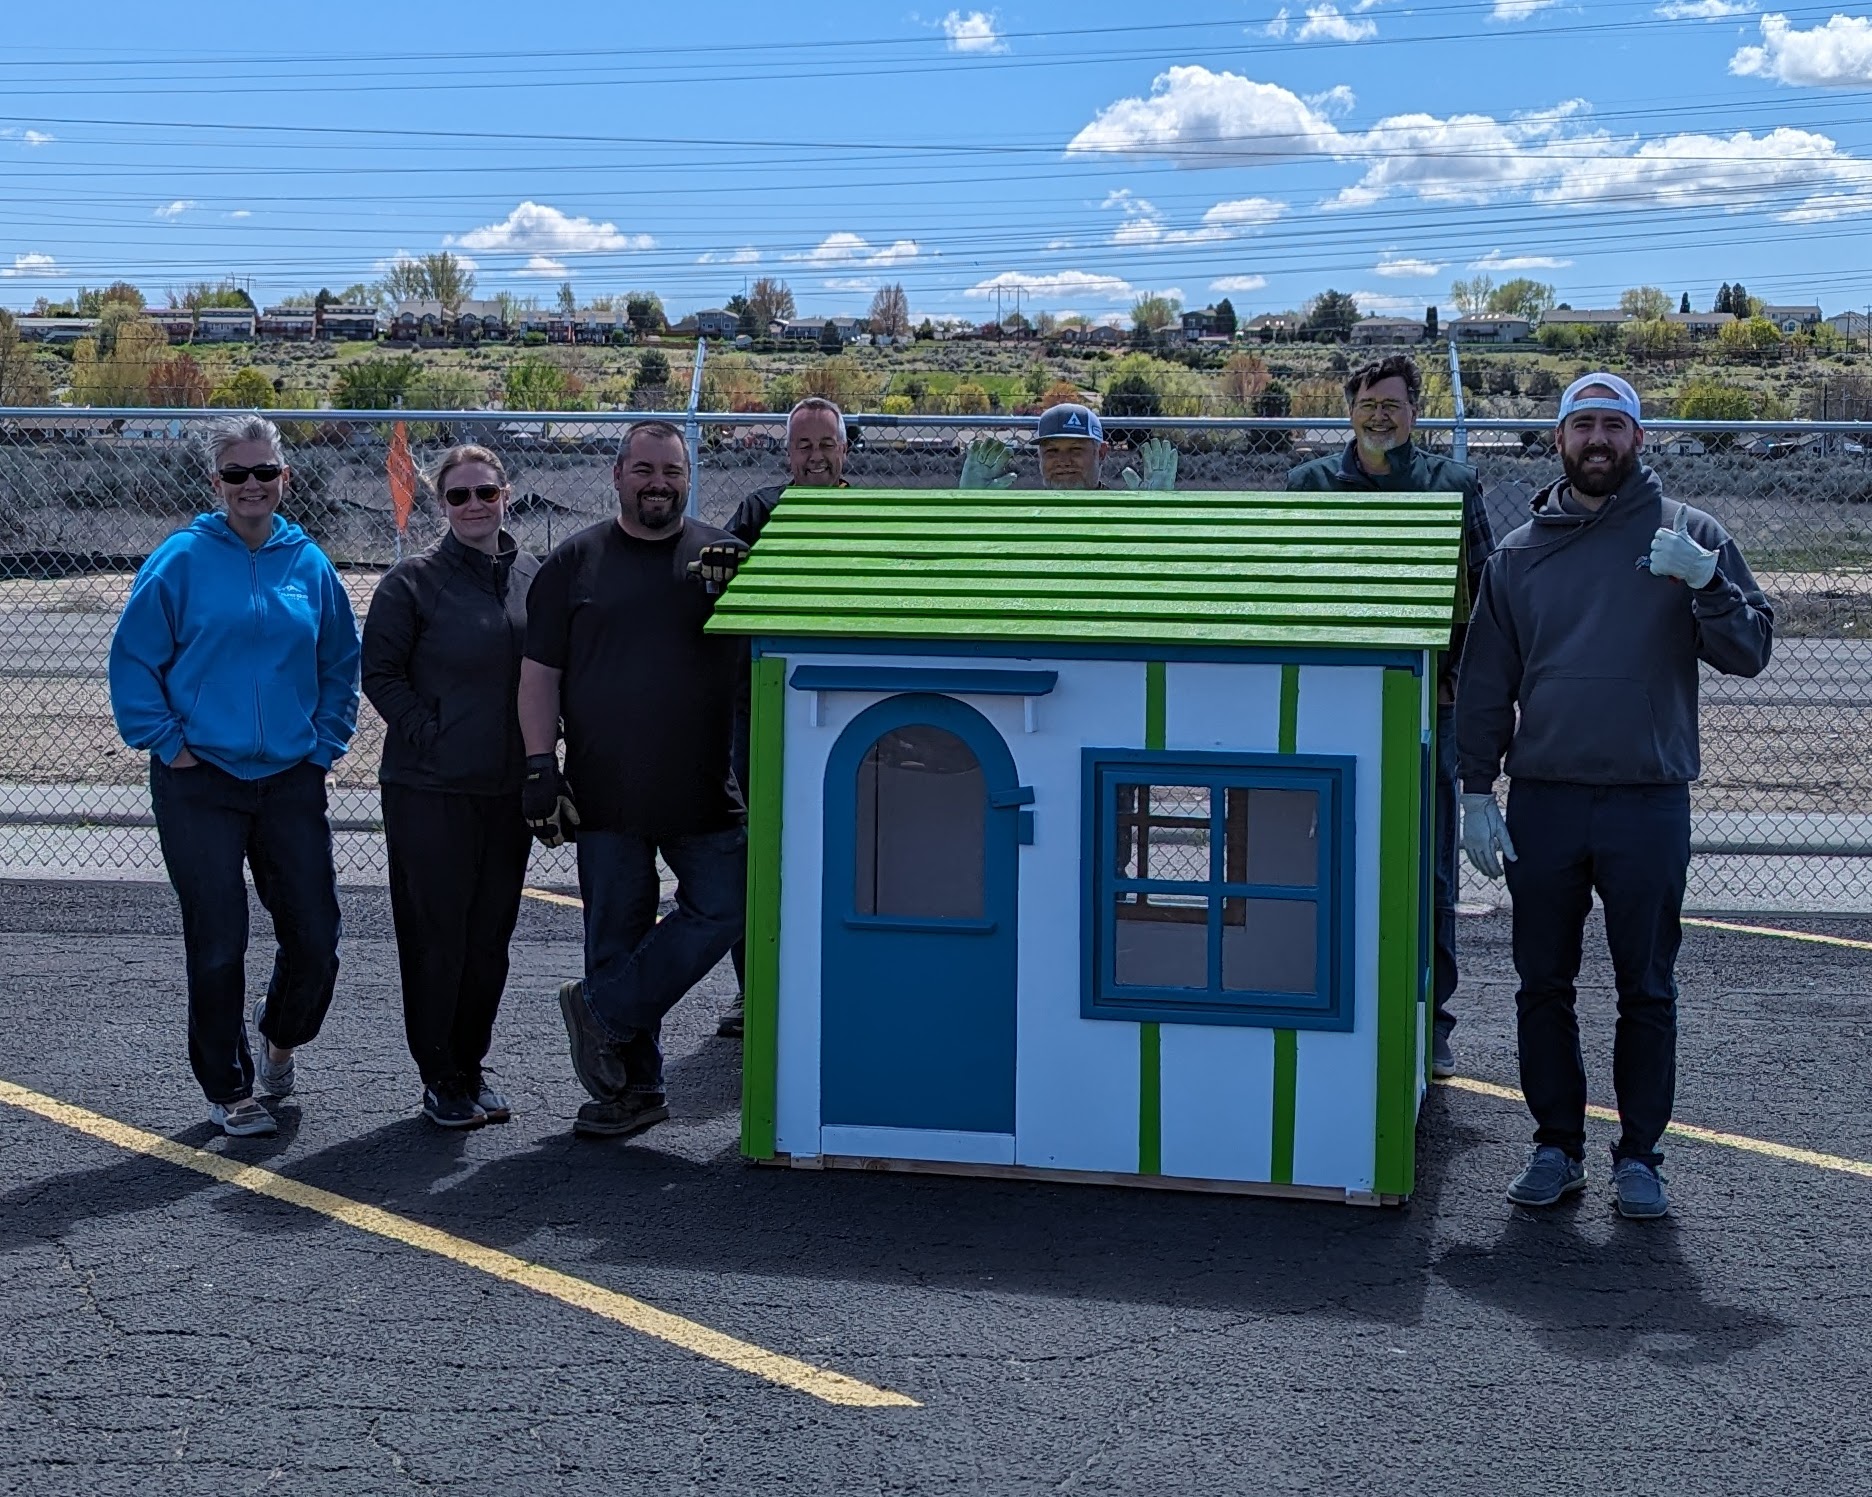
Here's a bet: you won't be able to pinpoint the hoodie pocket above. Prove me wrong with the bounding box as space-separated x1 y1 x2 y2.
1513 675 1664 783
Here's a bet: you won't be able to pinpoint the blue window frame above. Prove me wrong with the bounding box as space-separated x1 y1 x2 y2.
1081 749 1357 1032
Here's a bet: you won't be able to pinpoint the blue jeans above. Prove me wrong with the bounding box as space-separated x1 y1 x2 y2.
575 825 747 1093
149 757 342 1105
1503 780 1690 1168
1433 701 1459 1039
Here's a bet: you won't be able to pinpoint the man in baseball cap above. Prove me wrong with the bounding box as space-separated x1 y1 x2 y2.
1456 370 1775 1220
958 400 1177 491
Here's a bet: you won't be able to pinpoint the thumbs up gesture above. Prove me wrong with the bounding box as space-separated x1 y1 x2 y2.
1648 505 1718 589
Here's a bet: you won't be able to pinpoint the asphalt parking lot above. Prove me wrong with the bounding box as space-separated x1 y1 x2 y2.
2 879 1869 1496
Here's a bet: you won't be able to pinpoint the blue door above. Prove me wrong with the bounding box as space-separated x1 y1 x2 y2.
822 693 1024 1135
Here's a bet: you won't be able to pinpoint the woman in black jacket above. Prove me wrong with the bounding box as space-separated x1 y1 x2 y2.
362 444 540 1128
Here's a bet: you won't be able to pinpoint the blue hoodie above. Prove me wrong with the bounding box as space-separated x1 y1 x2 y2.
108 512 360 778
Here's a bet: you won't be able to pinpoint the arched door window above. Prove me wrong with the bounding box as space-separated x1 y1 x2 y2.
853 725 985 920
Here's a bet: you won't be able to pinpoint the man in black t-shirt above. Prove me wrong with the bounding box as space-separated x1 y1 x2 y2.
518 420 747 1140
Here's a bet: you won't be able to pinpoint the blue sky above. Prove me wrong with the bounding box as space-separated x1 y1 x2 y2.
4 2 1872 322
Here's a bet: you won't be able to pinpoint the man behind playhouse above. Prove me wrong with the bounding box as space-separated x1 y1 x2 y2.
1457 372 1774 1220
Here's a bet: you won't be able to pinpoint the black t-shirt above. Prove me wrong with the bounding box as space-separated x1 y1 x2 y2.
523 518 743 836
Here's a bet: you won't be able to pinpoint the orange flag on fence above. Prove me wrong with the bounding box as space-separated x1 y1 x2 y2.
387 420 416 535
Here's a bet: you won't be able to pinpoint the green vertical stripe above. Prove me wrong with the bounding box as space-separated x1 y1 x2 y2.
1374 667 1424 1197
1270 1029 1298 1184
1138 1022 1162 1175
739 654 786 1161
1270 662 1302 1182
1139 660 1167 1175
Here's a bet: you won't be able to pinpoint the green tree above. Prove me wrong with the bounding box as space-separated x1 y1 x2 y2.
210 367 278 409
1130 293 1181 334
0 309 53 406
331 356 420 409
1219 350 1270 411
76 281 147 316
1676 377 1757 421
1719 316 1783 356
748 277 795 328
818 319 842 353
950 381 991 415
1213 298 1238 338
1620 286 1672 320
1302 289 1359 341
1486 278 1556 321
636 348 672 390
1679 291 1692 315
1623 318 1689 361
625 292 665 336
409 368 483 410
174 279 254 312
506 355 570 411
68 319 168 406
557 282 577 317
915 318 936 341
421 252 475 311
1022 360 1050 400
1103 367 1164 421
1715 283 1733 314
1449 274 1494 316
880 394 913 416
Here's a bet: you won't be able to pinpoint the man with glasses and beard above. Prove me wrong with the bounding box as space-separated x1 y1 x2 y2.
1457 374 1773 1220
518 421 747 1140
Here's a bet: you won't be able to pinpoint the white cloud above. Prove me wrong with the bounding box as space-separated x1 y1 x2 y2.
1067 66 1347 167
1469 250 1574 270
1264 8 1290 38
1330 106 1613 207
23 130 54 147
1656 0 1751 18
1534 125 1872 220
1492 0 1560 18
822 276 880 293
1 252 60 278
1103 188 1283 246
1731 14 1872 86
153 200 196 220
1044 236 1076 251
1306 84 1358 115
1211 274 1269 292
964 269 1135 302
1374 254 1444 277
516 255 570 278
1297 4 1377 41
228 210 252 220
941 10 1006 53
446 201 652 256
1348 288 1427 314
787 232 920 267
697 246 760 265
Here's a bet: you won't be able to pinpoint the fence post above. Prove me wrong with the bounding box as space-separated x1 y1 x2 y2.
1447 338 1466 464
686 337 707 518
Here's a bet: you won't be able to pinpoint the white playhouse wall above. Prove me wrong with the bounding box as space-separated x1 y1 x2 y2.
769 649 1413 1192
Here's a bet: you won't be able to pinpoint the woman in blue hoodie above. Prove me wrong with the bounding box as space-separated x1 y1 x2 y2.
109 414 360 1138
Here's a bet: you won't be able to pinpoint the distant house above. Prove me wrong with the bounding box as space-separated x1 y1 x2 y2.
391 300 447 340
1538 309 1632 329
1759 303 1821 334
1826 310 1871 340
1180 307 1229 341
318 304 381 342
1447 313 1531 343
1350 316 1427 346
259 306 317 341
780 317 826 343
15 317 98 344
1243 313 1301 341
453 298 508 340
195 308 256 342
1664 310 1735 338
693 308 739 338
144 308 195 341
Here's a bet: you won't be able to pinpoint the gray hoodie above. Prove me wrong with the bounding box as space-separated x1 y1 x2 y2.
1456 464 1773 791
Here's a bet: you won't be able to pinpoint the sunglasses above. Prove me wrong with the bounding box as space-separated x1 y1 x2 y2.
444 483 505 507
218 464 283 485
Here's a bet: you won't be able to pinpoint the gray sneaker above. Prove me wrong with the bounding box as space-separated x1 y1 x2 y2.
210 1098 278 1138
1613 1158 1670 1219
1506 1145 1587 1206
252 999 295 1098
716 993 745 1039
558 979 629 1102
1431 1029 1456 1080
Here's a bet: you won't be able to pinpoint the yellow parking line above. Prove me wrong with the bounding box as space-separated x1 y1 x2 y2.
1440 1076 1872 1180
1682 917 1872 953
522 886 584 909
0 1078 917 1409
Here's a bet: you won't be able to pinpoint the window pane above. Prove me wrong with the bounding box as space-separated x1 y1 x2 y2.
1115 782 1210 883
1221 898 1318 995
1113 893 1209 989
854 726 985 918
1223 788 1320 888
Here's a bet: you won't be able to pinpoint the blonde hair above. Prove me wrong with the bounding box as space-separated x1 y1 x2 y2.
426 443 510 497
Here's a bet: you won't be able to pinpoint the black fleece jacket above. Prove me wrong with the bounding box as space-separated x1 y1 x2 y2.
362 530 541 795
1456 464 1774 790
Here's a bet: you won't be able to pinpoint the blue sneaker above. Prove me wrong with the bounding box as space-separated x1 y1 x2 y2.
1506 1145 1587 1206
1613 1158 1670 1219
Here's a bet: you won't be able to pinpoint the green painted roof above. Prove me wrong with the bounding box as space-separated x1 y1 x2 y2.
706 487 1465 650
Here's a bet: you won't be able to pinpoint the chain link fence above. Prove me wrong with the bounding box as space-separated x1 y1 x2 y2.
2 407 1867 911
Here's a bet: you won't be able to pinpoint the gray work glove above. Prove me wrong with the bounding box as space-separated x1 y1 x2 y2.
959 437 1017 490
1646 507 1717 589
1121 438 1179 492
1461 791 1516 880
686 540 751 594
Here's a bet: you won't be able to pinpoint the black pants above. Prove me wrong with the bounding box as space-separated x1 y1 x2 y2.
1503 780 1690 1167
382 785 532 1094
150 757 341 1106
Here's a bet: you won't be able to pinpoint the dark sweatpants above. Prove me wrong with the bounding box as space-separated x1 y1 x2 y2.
150 756 341 1106
1503 779 1691 1168
382 785 532 1095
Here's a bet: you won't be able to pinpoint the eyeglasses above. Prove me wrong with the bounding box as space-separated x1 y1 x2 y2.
217 464 283 484
444 483 505 506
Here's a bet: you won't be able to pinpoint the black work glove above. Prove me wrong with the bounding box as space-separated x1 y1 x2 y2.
686 540 751 594
522 753 580 847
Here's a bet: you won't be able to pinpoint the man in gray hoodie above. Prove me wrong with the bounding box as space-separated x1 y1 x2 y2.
1456 373 1774 1219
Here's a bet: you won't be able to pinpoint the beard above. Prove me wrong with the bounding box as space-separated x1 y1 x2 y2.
1561 443 1638 499
629 486 683 531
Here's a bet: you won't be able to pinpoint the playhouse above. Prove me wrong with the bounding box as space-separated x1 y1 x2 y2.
708 485 1463 1205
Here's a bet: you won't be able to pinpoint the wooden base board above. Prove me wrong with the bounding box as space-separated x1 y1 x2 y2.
761 1151 1405 1207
